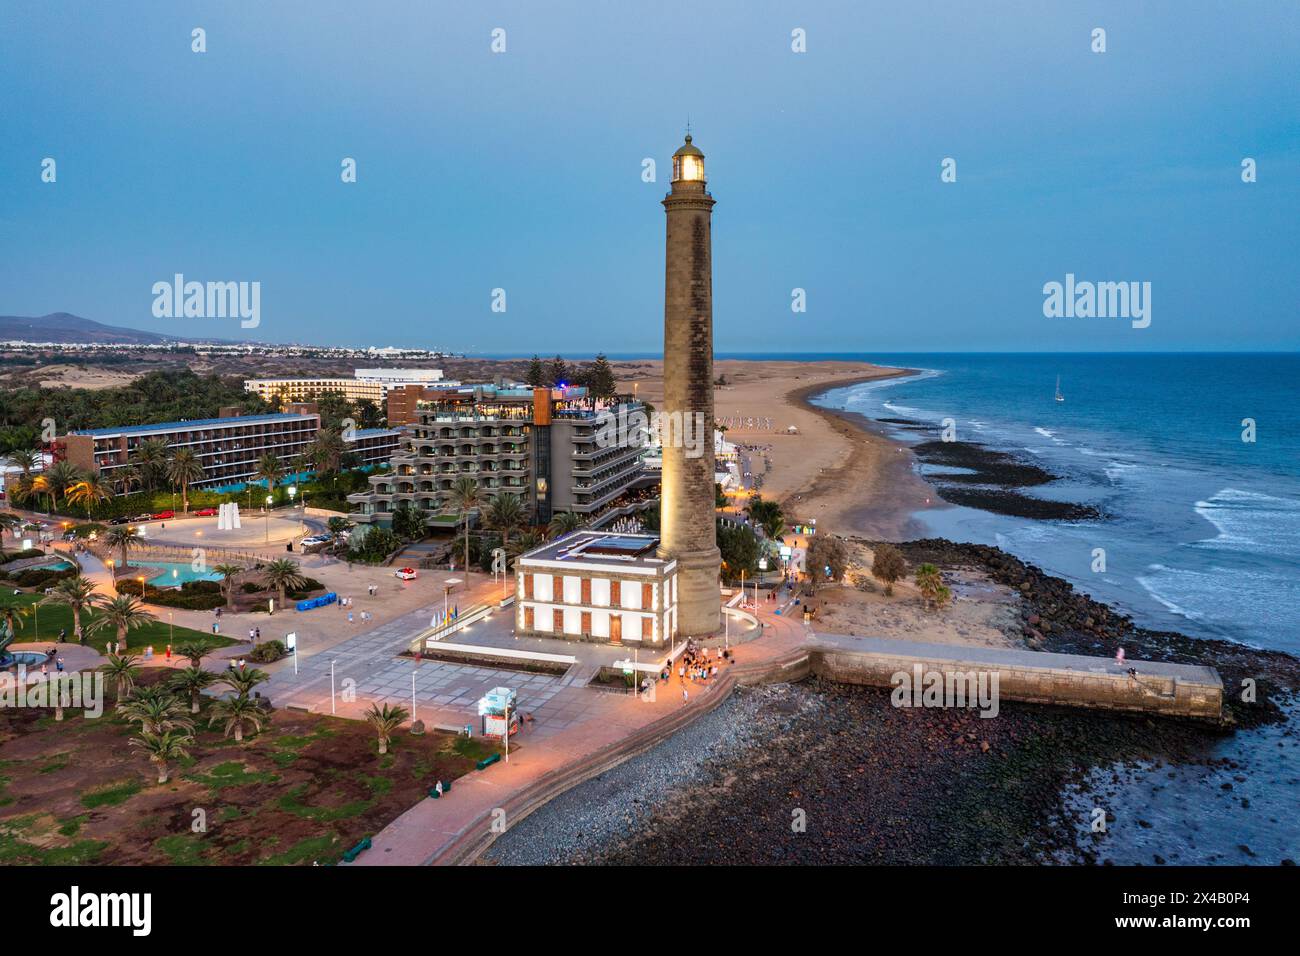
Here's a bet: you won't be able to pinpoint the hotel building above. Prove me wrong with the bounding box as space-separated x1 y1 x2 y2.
347 384 649 529
514 531 677 645
62 408 322 490
244 368 455 409
61 407 400 491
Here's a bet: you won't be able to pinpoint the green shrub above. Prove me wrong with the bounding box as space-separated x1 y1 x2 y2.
248 640 288 663
12 567 76 589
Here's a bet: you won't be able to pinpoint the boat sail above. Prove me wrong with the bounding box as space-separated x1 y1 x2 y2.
1054 375 1065 403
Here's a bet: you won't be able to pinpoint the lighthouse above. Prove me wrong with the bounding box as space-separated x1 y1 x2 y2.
658 133 721 637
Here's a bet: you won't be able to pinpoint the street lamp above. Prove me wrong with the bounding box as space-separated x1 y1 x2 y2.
265 495 273 542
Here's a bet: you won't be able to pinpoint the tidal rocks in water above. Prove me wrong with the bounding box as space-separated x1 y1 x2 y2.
912 440 1059 487
930 486 1101 521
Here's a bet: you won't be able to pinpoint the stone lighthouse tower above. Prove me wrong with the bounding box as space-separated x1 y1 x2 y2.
659 133 720 636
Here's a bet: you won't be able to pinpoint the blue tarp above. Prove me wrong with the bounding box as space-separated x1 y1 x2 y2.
297 592 338 612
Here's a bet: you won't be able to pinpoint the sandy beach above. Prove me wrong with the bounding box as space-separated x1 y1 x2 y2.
617 358 934 539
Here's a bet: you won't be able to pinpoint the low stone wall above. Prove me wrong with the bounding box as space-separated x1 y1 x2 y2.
807 638 1222 720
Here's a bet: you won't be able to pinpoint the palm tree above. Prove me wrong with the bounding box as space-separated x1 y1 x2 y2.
221 665 270 699
165 448 205 513
7 474 47 512
112 465 143 496
119 690 195 736
130 730 193 784
307 429 346 479
130 438 170 491
449 476 480 573
212 563 245 608
66 474 114 518
5 448 39 476
40 575 98 637
103 526 139 570
173 641 214 668
87 594 155 651
512 530 543 557
547 511 584 539
1 604 27 642
261 558 306 611
44 460 83 513
364 702 409 755
170 666 217 714
486 492 525 554
326 516 354 552
254 452 282 502
0 511 22 548
915 563 951 610
210 695 265 742
101 653 141 700
761 515 787 542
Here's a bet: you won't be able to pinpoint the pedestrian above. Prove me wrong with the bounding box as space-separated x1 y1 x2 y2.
348 611 354 625
41 662 48 677
248 627 255 642
681 688 689 703
58 627 66 643
165 644 172 661
56 656 65 673
238 657 247 671
255 627 261 641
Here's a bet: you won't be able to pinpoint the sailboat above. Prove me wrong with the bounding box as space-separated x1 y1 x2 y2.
1054 375 1065 403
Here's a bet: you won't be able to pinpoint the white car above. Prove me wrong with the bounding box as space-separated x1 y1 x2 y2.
394 567 418 581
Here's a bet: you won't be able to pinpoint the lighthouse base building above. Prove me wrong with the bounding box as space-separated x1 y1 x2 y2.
514 532 678 645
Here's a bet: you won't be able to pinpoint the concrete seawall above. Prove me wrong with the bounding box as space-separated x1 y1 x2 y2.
801 636 1222 720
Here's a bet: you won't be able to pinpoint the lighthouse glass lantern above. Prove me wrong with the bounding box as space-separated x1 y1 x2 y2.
672 135 705 183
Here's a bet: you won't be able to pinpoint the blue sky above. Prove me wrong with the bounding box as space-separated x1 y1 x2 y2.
2 1 1297 352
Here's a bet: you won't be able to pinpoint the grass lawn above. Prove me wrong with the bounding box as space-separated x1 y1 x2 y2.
0 668 501 865
0 592 237 655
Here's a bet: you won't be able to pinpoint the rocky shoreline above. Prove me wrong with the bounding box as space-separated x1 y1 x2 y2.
481 542 1299 866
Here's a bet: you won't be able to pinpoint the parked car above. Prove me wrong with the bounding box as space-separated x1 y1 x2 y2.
132 514 153 522
108 516 131 525
194 507 217 517
151 510 175 520
394 568 418 581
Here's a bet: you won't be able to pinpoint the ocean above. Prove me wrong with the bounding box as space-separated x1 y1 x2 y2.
810 352 1300 655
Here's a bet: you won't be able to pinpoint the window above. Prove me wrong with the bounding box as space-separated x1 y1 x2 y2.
581 578 591 604
610 580 621 606
581 611 592 635
523 574 533 599
523 606 534 630
642 583 653 609
641 616 652 641
553 609 564 632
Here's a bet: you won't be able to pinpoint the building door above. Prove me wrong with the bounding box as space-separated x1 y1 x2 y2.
523 606 534 631
581 611 592 636
553 608 564 634
610 614 622 645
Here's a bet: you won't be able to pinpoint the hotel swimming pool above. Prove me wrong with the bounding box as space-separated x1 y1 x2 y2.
130 561 223 587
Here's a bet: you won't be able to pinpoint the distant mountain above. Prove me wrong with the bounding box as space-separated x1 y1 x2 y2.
0 313 177 345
